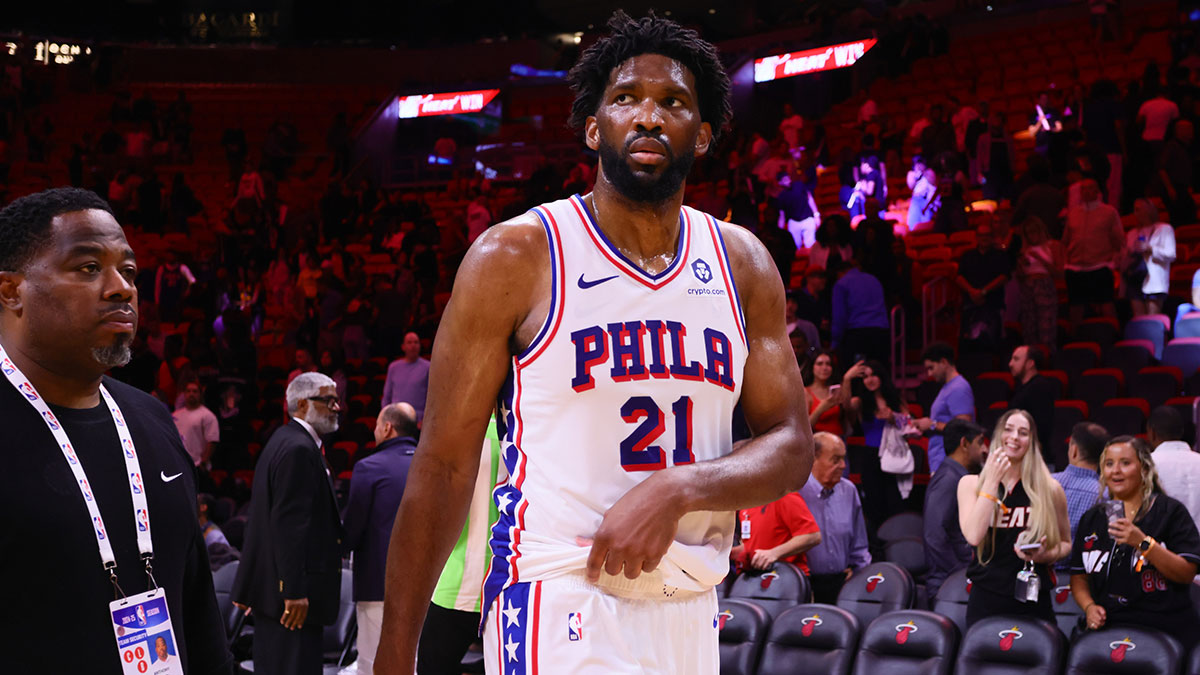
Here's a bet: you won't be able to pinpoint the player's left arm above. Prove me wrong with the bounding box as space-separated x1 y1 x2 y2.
587 222 813 581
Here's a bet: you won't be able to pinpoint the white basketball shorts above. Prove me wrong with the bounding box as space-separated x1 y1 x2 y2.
482 571 719 674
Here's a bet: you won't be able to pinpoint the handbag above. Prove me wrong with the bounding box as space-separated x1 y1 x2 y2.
879 421 915 499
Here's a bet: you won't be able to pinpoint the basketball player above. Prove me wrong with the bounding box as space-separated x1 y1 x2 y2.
376 12 812 674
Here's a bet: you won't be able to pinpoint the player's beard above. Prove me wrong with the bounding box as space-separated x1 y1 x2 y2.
92 334 133 369
598 131 695 205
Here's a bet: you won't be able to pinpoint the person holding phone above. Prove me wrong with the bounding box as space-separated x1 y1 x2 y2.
1069 437 1200 649
957 409 1071 628
803 350 849 435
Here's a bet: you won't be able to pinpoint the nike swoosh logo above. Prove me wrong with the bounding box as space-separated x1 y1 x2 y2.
578 273 618 289
161 471 183 483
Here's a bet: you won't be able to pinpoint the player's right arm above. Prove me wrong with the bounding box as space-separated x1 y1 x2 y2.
374 214 548 674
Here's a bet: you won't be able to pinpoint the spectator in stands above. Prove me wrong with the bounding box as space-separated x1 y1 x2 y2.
779 102 805 151
799 432 872 604
920 103 956 161
976 111 1015 201
831 248 890 368
845 153 886 220
1028 91 1063 156
173 379 220 468
1138 83 1181 149
732 491 822 575
1015 216 1063 353
198 493 239 571
1008 345 1056 462
1084 80 1126 209
343 403 418 675
808 215 854 273
958 409 1072 627
914 342 976 473
906 154 938 229
382 331 430 422
1159 119 1196 225
154 251 195 323
924 419 988 600
793 266 830 336
950 95 980 155
287 347 317 386
777 166 820 248
1070 436 1200 649
847 359 910 527
466 193 491 243
955 220 1010 352
1063 178 1124 324
1051 422 1106 576
1147 405 1200 529
232 372 345 674
802 349 847 436
1012 156 1066 238
1124 199 1176 317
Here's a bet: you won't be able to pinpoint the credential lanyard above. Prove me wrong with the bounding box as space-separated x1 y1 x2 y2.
0 343 155 596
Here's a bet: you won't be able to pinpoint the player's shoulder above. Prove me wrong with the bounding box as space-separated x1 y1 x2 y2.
703 215 776 282
466 209 550 266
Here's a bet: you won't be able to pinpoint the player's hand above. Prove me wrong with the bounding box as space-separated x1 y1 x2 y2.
586 474 683 582
750 548 780 570
281 597 309 630
1086 603 1107 630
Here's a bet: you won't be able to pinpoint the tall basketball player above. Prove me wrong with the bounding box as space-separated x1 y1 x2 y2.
376 12 813 674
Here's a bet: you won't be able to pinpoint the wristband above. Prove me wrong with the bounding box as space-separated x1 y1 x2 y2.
980 491 1010 514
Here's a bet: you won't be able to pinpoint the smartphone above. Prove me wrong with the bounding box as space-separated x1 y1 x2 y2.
1018 542 1043 551
830 384 841 394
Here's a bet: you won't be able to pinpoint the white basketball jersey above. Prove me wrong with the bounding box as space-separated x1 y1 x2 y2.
482 194 748 616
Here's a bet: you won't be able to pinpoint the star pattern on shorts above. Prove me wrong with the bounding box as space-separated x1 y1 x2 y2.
502 599 522 628
505 636 520 662
495 491 514 515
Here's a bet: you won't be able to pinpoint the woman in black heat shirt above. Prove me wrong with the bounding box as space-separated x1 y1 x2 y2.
957 409 1072 627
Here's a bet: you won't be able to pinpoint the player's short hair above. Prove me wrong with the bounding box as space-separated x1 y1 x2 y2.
567 10 732 143
0 187 113 273
1148 405 1185 442
921 341 955 366
943 419 986 457
285 372 337 414
1069 422 1110 465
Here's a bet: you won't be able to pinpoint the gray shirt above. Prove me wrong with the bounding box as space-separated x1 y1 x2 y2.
799 477 872 575
382 357 430 419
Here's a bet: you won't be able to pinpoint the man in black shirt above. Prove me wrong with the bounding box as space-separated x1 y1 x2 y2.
0 187 232 674
955 221 1011 352
1008 345 1056 467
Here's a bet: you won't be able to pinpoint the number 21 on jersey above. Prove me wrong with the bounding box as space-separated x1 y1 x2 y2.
619 395 693 471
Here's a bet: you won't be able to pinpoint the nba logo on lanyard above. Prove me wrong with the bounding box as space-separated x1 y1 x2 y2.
112 407 126 427
136 509 149 532
63 443 79 465
1 357 15 375
79 478 94 501
42 409 61 430
130 472 143 494
123 438 135 459
18 381 38 401
94 516 106 540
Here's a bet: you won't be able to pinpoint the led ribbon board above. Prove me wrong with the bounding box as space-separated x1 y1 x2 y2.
754 39 877 83
397 89 501 119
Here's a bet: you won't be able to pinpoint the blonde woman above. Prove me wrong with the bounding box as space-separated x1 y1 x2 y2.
1069 437 1200 649
957 409 1071 627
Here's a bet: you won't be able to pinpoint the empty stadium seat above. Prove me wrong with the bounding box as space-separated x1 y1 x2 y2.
973 372 1014 410
883 537 929 580
718 598 772 675
1071 369 1125 422
1050 577 1084 640
212 561 243 637
1175 311 1200 339
1162 338 1200 379
979 401 1007 435
1128 366 1183 411
836 563 915 627
1064 626 1183 674
851 610 959 675
1075 317 1120 353
758 604 862 675
877 512 924 542
931 568 971 636
955 616 1065 675
1123 315 1168 359
1165 396 1198 443
1040 370 1069 399
1051 401 1089 471
728 562 812 618
1102 340 1155 383
1100 398 1151 437
1054 343 1101 384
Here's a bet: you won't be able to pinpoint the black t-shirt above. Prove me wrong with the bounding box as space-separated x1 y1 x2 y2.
1009 375 1056 463
959 247 1012 309
0 376 232 675
1070 495 1200 623
967 480 1053 600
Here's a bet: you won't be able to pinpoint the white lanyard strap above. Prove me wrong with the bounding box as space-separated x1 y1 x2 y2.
0 344 154 590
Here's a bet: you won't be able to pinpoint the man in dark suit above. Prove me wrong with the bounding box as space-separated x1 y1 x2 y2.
343 402 418 674
232 372 344 675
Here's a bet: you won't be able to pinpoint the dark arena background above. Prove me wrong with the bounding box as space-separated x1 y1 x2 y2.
3 0 1200 673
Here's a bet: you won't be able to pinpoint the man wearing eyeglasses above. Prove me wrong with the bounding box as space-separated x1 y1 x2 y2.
232 371 345 675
